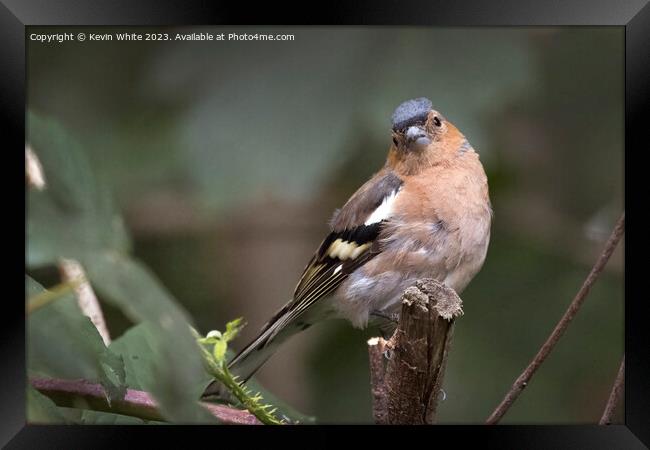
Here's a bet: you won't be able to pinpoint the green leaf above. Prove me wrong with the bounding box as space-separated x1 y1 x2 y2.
100 344 128 403
26 112 130 268
27 276 127 403
59 407 167 425
106 313 215 423
27 385 68 424
223 317 245 342
108 323 157 392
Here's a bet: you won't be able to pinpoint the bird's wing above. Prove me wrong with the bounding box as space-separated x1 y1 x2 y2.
259 169 404 340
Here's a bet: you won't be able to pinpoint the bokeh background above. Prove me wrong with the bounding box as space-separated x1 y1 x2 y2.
27 26 624 424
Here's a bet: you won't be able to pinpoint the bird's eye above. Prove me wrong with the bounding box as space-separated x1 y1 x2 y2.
392 137 398 146
433 116 442 127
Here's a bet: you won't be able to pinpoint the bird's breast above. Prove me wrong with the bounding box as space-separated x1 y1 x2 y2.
332 155 492 327
375 158 492 287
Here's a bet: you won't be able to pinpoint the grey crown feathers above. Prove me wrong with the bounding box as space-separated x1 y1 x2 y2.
391 97 433 131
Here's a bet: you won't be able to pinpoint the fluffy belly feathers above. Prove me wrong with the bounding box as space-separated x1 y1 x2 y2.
333 216 490 328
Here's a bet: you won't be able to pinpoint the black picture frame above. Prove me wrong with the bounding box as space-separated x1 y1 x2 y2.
3 1 648 447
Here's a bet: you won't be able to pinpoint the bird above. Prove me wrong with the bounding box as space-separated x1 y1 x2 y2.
203 97 492 397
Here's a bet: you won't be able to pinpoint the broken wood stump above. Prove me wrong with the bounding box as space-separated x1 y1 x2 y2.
367 278 463 424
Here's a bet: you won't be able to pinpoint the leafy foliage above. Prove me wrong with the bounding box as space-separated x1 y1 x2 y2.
26 386 69 424
27 113 130 267
27 276 126 403
26 113 217 423
26 112 307 424
58 407 167 425
109 320 215 422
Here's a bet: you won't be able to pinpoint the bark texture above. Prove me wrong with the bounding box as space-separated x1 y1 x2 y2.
368 278 463 424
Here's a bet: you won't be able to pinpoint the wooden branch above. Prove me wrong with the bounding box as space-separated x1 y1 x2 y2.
486 212 625 424
599 356 625 425
59 258 112 346
368 278 463 424
30 377 261 425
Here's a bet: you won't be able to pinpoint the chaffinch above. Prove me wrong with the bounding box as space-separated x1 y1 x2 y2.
204 97 492 395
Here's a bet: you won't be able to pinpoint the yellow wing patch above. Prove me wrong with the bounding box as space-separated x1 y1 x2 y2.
326 239 372 261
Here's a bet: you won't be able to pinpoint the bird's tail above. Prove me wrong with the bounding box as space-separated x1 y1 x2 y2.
202 305 317 399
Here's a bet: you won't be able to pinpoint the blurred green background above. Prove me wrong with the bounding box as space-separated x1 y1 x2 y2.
27 26 624 424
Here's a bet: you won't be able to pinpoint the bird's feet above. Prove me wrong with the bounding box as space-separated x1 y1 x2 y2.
370 310 399 324
370 310 399 339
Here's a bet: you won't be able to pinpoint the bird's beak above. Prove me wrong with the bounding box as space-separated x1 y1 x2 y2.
406 126 431 147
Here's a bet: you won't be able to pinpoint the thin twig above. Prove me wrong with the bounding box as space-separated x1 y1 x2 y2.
59 258 112 345
486 212 625 424
26 278 84 314
599 356 625 425
30 377 261 425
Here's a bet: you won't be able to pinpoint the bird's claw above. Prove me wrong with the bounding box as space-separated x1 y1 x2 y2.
370 310 399 324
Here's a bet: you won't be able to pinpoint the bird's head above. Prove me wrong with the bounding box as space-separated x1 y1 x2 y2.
387 97 467 174
390 97 447 152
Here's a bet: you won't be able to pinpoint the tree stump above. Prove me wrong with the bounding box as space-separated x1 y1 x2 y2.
367 278 463 424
